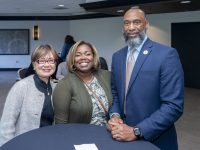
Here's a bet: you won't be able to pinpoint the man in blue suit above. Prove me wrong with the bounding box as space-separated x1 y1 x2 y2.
107 7 184 150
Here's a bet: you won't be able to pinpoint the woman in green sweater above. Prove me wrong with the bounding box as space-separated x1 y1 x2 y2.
53 41 112 126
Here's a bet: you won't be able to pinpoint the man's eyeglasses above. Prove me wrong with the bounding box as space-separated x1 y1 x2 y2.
36 59 56 64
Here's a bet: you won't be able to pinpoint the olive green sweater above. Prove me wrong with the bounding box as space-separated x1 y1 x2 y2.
53 69 112 124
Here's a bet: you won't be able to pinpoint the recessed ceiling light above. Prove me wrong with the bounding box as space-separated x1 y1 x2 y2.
58 4 64 7
117 9 124 13
53 5 68 10
180 0 191 4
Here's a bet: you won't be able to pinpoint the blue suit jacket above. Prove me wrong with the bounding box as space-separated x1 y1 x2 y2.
110 38 184 150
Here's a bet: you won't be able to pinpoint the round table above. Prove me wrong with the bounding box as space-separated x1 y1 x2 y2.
1 124 160 150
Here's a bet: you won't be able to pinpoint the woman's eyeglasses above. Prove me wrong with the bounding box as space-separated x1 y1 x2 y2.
36 59 56 64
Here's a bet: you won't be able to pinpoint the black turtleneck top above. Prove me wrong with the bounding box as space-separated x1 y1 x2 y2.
33 74 54 127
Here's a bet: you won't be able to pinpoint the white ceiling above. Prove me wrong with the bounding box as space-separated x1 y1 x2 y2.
1 0 199 18
0 0 105 16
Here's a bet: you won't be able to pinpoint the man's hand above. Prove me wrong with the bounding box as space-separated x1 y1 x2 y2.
107 115 123 131
111 124 137 141
107 115 138 141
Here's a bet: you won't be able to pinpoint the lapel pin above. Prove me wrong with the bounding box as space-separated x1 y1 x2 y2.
143 50 149 55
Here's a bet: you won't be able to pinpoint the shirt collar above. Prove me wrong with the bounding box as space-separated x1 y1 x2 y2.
34 74 52 94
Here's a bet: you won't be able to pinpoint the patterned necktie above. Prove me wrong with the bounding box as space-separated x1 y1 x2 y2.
125 49 135 94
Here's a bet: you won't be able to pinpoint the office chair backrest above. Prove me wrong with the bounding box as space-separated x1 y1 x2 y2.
17 68 28 80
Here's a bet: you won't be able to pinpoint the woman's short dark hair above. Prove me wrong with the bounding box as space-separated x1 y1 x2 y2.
65 35 75 44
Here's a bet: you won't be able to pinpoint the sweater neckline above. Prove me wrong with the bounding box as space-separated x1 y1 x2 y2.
33 74 52 95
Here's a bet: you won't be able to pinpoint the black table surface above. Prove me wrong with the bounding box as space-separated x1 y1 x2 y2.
1 124 160 150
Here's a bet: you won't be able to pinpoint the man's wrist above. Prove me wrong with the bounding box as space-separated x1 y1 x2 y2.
110 113 120 119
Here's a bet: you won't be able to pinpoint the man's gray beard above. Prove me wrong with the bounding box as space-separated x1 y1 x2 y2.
124 30 146 49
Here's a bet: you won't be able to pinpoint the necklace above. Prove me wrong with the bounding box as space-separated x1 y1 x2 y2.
86 75 94 85
75 72 94 85
78 73 94 85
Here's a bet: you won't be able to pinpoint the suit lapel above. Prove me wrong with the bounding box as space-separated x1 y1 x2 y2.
120 47 128 98
127 39 153 94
